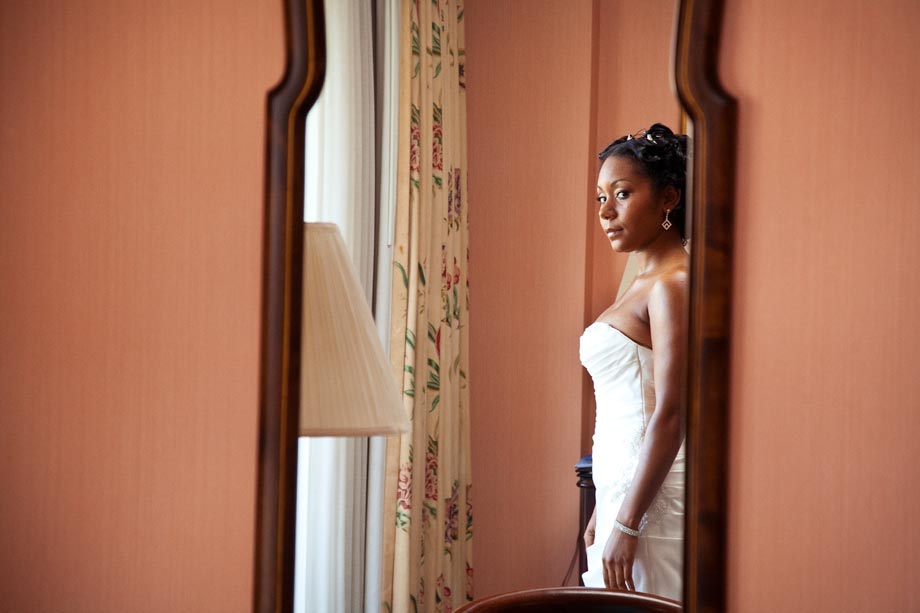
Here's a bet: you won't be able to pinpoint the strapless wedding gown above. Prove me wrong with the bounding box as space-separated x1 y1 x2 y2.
580 322 684 602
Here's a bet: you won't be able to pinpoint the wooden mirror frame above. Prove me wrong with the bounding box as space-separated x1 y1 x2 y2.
253 0 737 611
254 0 325 612
674 0 737 611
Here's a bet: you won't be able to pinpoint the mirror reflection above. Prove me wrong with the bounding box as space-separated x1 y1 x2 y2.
293 0 690 611
463 0 687 605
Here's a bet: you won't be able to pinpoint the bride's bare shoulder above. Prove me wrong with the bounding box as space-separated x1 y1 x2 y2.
649 261 689 309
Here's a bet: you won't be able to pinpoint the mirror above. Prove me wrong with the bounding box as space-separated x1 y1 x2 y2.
462 0 688 604
253 0 736 611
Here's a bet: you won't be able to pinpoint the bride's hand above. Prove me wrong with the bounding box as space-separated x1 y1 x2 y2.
602 528 638 591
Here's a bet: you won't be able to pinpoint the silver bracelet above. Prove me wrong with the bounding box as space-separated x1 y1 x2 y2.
613 520 640 537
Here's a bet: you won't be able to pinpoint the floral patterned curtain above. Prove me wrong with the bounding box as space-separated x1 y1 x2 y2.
380 0 472 611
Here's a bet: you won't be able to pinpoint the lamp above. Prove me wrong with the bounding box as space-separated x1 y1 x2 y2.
299 222 410 436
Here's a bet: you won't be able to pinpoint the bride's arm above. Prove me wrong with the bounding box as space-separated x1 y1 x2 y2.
601 270 687 590
616 270 687 529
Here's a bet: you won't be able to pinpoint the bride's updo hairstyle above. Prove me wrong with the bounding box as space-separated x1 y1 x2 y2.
598 123 689 241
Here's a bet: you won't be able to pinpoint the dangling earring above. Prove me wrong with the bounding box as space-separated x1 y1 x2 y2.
662 209 673 230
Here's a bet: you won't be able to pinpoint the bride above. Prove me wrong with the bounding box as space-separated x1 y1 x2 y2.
580 123 688 602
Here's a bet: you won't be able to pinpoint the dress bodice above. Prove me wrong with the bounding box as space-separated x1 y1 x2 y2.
580 322 657 493
580 321 685 599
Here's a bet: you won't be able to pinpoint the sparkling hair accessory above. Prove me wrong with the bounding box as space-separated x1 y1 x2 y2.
625 131 658 144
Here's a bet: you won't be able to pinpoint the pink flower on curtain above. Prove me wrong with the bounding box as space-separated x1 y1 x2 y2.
410 123 421 176
453 168 462 210
425 437 439 501
433 122 444 171
465 563 474 602
435 574 453 613
397 461 413 511
447 168 462 231
447 171 455 225
395 458 413 531
441 245 452 290
444 480 460 545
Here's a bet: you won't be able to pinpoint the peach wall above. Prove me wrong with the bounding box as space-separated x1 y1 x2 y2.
466 0 594 596
722 0 920 610
0 2 283 611
466 0 678 598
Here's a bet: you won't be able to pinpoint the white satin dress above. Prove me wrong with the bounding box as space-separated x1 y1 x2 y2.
580 322 684 602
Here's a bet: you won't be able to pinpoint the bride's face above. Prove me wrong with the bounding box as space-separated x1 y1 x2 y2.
595 155 673 253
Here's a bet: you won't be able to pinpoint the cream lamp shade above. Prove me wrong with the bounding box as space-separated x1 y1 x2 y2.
299 223 410 436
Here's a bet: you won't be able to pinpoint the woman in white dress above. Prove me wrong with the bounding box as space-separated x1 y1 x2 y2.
581 123 688 602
